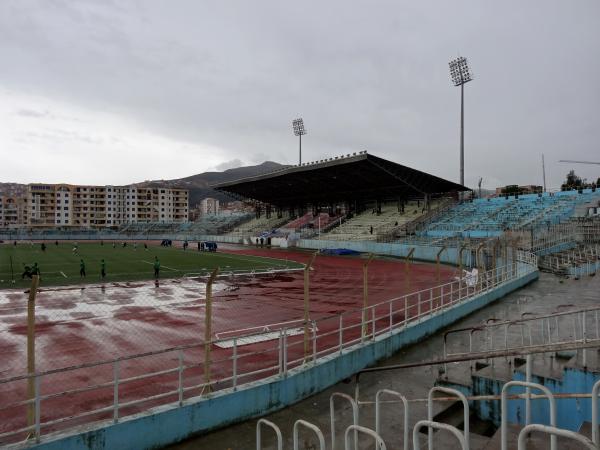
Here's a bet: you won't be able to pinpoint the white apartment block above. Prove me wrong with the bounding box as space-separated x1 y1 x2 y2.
23 184 188 228
201 197 219 215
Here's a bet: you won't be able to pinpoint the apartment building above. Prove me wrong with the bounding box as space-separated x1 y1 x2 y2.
200 197 219 215
0 196 26 228
21 184 188 228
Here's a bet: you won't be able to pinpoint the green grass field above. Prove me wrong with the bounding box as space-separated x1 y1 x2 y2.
0 242 303 289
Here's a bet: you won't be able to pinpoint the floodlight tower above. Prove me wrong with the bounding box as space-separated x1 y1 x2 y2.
449 56 473 187
292 118 307 165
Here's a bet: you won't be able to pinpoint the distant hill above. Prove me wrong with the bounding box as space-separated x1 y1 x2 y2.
137 161 287 206
0 183 27 197
0 161 287 207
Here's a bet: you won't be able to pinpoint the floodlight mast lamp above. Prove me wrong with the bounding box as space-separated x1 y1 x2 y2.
449 56 473 187
292 118 306 165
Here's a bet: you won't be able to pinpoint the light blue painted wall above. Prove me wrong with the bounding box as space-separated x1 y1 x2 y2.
26 269 538 450
568 260 600 277
296 238 503 268
465 365 599 432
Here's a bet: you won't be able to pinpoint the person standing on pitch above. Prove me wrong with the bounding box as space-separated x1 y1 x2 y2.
100 259 106 280
31 262 40 281
79 259 86 278
21 264 32 279
153 256 160 279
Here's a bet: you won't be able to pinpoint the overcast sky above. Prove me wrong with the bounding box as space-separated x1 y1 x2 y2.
1 0 598 190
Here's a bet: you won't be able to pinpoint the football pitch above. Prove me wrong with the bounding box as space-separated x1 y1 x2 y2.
0 242 303 288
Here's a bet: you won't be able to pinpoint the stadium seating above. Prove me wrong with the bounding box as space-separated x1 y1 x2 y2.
420 189 600 239
118 222 180 234
227 214 290 236
282 213 314 230
114 213 252 236
183 213 252 235
280 212 342 237
323 200 430 241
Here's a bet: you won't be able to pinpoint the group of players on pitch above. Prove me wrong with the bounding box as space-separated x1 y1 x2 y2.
21 242 162 281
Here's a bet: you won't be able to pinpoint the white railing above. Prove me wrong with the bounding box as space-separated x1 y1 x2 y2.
592 379 600 446
0 258 537 445
330 393 359 450
414 420 467 450
443 305 600 376
375 389 409 450
518 425 596 450
428 387 469 450
345 425 387 450
260 381 599 450
256 419 283 450
501 381 557 450
293 420 326 450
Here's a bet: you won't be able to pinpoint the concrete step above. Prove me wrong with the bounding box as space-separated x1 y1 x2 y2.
432 400 466 430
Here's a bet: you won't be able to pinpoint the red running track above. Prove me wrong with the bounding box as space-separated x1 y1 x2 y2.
0 247 457 444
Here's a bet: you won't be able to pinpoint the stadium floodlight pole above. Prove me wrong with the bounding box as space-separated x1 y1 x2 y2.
292 118 307 165
542 154 547 193
449 56 473 187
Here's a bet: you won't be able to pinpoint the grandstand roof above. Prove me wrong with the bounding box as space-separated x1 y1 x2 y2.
213 152 468 206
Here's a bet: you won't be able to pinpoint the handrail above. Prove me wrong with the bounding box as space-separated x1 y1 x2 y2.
375 389 409 450
413 420 467 450
293 420 326 450
330 392 359 450
256 419 283 450
355 337 600 389
517 424 596 450
344 425 387 450
428 387 469 450
501 381 557 450
592 379 600 445
442 307 599 365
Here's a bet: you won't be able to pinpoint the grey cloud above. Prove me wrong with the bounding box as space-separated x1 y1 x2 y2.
15 108 49 118
0 0 599 188
213 159 243 171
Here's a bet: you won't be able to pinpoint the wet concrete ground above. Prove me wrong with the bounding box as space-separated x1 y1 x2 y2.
165 272 600 450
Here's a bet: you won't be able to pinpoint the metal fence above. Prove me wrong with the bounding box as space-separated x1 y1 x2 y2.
0 256 537 445
257 379 600 450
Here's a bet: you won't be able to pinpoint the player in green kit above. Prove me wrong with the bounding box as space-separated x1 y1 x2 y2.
153 256 160 279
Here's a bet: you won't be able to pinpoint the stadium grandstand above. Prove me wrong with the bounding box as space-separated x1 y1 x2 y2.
215 151 466 207
214 151 467 241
